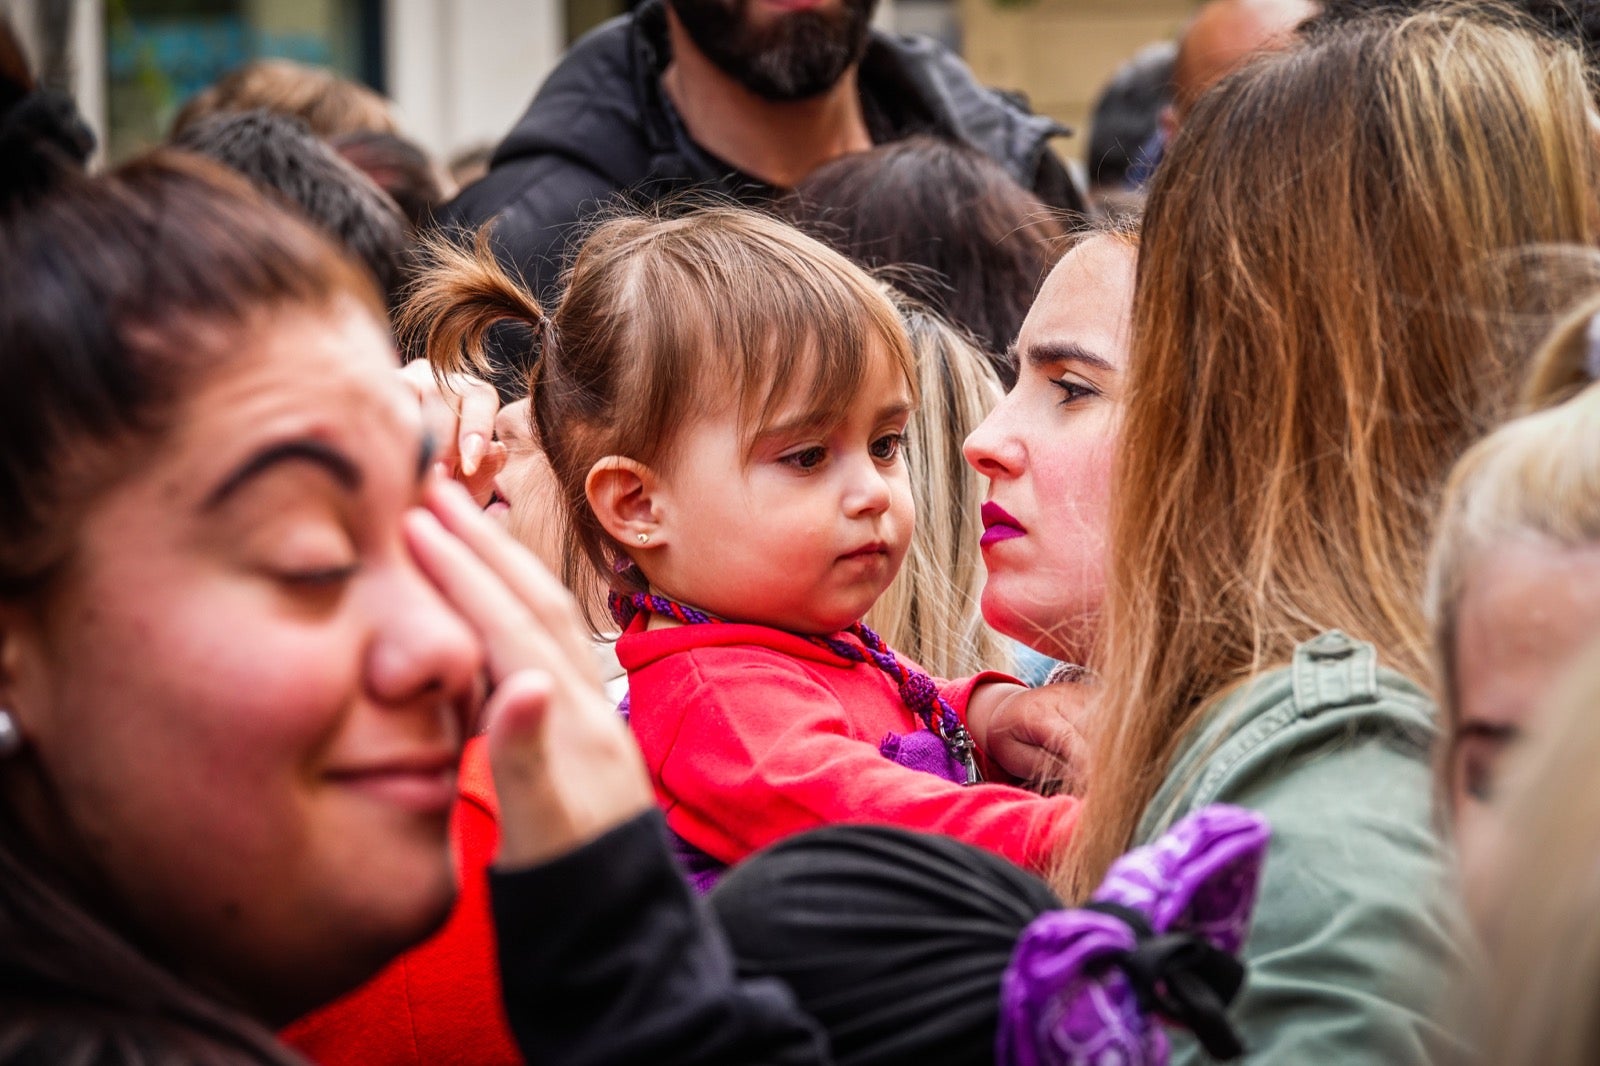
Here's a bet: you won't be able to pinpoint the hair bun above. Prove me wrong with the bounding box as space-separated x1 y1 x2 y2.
0 89 95 204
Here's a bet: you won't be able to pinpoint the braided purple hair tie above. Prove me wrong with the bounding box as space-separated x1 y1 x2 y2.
997 805 1270 1066
610 591 982 784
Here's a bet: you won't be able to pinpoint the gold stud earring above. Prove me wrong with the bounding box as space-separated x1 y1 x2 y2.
637 532 649 545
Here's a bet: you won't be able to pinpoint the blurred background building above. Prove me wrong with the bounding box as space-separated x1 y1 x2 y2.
2 0 1192 168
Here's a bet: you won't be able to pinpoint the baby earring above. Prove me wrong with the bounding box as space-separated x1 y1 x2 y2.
0 708 23 759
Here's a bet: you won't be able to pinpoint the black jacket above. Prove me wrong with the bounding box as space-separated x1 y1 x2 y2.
442 0 1085 308
491 811 832 1066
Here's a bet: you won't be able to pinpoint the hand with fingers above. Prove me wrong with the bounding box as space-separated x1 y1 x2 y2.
397 361 508 505
970 682 1092 796
406 478 653 869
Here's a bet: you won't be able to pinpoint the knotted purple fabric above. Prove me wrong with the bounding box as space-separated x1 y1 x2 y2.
879 728 971 784
997 805 1270 1066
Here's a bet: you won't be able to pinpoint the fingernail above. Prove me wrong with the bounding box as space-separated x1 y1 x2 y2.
461 433 485 477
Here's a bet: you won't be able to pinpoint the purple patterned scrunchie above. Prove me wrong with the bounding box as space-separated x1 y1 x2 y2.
997 805 1271 1066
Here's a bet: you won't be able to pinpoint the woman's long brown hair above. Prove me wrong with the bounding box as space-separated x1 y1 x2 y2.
1056 8 1600 899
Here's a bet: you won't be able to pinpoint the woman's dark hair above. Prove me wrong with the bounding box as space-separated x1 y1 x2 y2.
0 124 379 599
780 136 1069 386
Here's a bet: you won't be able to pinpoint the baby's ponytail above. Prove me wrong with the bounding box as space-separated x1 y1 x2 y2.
401 230 548 392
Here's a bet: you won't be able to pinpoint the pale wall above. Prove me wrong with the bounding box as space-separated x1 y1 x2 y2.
961 0 1194 163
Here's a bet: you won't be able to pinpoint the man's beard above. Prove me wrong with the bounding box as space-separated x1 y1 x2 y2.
668 0 878 102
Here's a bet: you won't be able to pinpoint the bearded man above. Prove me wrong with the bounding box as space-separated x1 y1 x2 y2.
441 0 1086 318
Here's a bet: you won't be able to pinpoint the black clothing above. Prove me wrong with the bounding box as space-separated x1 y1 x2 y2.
490 811 831 1066
490 812 1065 1066
442 0 1085 314
710 825 1061 1066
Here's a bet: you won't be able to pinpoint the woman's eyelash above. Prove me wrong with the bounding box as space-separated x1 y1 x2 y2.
280 564 358 587
1050 378 1097 404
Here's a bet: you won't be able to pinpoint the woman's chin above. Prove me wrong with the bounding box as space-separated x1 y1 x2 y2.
979 590 1096 665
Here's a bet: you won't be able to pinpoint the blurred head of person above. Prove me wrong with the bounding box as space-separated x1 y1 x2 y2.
173 109 409 312
1428 357 1600 843
1085 40 1175 207
1456 634 1600 1066
1162 0 1320 138
1058 8 1600 898
332 129 455 231
169 57 398 141
782 135 1068 386
0 119 481 1054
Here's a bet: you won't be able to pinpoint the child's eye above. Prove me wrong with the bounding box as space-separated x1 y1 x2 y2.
1050 377 1098 406
870 433 905 462
780 446 828 471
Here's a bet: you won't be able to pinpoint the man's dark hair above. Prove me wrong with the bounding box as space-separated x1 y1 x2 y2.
172 109 408 309
780 136 1069 386
1311 0 1600 73
1086 41 1176 192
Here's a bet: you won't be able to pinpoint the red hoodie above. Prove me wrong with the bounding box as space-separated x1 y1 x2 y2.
618 618 1079 873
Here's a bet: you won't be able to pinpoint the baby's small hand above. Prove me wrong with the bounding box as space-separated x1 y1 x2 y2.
968 682 1091 793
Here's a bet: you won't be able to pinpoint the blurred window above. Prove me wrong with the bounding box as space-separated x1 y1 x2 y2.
106 0 382 160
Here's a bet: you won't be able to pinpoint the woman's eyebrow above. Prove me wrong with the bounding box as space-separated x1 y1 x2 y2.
1024 340 1117 373
203 439 362 511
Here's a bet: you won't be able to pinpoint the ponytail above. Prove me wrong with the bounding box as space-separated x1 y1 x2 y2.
401 230 548 391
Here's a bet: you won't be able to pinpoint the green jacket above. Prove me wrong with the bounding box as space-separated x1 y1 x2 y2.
1136 631 1467 1065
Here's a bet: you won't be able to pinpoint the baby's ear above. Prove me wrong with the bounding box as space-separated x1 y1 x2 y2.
585 456 663 550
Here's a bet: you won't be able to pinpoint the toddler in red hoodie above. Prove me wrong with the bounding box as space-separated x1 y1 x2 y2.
506 207 1081 886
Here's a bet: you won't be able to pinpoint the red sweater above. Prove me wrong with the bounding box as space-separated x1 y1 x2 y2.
282 737 522 1066
619 620 1079 873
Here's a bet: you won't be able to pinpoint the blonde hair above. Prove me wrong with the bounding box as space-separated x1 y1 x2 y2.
1057 10 1600 900
1425 382 1600 813
407 207 916 631
170 58 398 141
866 304 1011 678
1461 639 1600 1065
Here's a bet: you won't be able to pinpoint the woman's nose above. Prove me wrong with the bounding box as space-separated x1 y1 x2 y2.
365 563 484 716
964 400 1023 478
495 397 534 450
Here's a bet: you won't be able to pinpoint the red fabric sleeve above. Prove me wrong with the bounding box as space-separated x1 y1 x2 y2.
282 739 523 1065
938 670 1027 784
651 655 1077 875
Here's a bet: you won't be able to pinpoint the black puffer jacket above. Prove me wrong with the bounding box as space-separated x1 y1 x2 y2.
441 0 1085 309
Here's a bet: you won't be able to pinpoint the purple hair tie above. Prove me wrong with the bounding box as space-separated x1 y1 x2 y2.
997 805 1270 1066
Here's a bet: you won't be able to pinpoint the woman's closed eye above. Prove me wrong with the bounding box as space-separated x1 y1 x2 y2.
277 562 359 588
256 524 360 590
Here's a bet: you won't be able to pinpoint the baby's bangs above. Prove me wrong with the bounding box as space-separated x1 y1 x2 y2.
721 254 916 443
